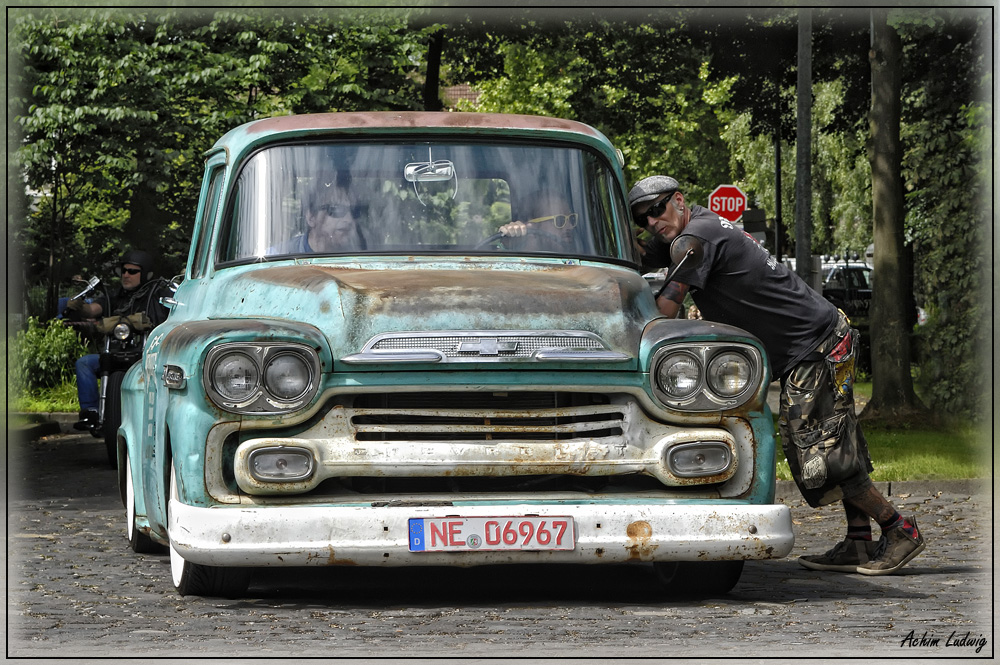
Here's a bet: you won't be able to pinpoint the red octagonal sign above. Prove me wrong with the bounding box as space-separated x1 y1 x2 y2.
708 184 747 223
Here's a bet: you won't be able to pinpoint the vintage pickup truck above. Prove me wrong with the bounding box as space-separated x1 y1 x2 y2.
118 112 794 597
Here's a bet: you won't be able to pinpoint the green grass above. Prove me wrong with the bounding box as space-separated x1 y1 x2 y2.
774 382 991 481
775 422 989 481
10 381 80 413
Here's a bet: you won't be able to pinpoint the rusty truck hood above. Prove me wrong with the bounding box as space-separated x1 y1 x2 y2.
190 261 654 367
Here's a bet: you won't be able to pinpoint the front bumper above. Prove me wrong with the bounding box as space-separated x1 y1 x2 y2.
169 498 794 567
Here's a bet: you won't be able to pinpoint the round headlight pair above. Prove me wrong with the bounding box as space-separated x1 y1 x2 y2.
655 349 754 402
211 350 312 404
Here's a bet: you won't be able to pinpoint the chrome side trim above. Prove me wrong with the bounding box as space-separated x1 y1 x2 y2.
341 349 446 364
341 330 631 364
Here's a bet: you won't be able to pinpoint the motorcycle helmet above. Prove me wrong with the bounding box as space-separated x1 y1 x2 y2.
120 249 155 283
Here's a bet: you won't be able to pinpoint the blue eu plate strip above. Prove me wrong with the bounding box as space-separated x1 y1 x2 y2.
408 518 425 551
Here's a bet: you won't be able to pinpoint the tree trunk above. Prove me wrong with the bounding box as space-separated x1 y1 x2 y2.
861 10 924 422
125 179 168 266
45 168 61 320
423 32 443 112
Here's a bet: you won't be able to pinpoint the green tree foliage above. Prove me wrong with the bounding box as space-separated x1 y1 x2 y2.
10 8 437 317
896 10 991 418
9 7 989 419
450 16 734 203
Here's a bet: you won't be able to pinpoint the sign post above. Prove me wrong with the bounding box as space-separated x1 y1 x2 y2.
708 185 747 223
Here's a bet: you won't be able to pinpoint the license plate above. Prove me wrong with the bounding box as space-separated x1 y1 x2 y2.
408 516 576 552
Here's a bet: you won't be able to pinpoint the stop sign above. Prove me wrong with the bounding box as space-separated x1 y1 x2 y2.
708 185 747 223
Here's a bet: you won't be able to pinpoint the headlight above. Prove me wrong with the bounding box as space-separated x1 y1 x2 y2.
649 342 764 411
211 352 260 402
263 352 312 400
706 351 752 397
204 342 321 414
655 352 702 398
113 322 132 341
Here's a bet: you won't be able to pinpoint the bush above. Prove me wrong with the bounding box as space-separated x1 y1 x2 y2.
9 317 89 393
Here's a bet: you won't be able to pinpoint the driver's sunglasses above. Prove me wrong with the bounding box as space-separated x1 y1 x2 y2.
121 268 142 276
633 193 674 227
317 203 358 219
527 213 579 229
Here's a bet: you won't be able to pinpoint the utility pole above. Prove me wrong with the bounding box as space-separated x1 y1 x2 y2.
794 9 813 284
773 131 782 261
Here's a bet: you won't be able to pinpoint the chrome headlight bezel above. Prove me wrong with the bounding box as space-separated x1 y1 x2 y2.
204 342 320 414
650 342 763 411
113 322 132 341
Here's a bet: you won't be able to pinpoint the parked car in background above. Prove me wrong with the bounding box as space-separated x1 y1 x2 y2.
821 258 872 372
118 112 794 598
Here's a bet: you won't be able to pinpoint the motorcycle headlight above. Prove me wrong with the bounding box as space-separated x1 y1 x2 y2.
113 322 132 341
211 352 260 403
706 351 753 398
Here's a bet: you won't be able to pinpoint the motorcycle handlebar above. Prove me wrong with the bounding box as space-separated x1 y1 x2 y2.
70 276 101 301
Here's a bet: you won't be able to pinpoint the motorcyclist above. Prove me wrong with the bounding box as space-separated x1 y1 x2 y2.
67 250 171 431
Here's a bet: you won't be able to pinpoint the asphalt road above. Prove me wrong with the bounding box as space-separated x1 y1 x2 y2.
5 425 994 660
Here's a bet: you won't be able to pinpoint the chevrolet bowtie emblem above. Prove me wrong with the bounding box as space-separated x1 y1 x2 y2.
458 338 519 355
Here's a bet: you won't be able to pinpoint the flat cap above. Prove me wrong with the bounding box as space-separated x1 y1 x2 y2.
628 175 680 207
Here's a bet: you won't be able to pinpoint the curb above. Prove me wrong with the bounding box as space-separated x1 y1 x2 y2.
10 420 63 440
8 412 79 440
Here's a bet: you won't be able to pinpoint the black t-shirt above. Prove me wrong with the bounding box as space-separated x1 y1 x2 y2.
642 204 838 379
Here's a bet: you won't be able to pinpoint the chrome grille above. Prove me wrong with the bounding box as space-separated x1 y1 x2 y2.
368 332 606 359
350 391 625 442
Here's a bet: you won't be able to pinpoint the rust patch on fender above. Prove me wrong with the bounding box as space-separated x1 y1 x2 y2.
625 520 657 561
305 546 357 566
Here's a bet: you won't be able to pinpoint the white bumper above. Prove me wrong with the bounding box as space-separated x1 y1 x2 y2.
169 499 794 567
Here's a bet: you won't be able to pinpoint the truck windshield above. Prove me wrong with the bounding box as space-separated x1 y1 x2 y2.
216 141 630 263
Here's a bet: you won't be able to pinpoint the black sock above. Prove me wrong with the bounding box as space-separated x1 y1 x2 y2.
847 525 872 541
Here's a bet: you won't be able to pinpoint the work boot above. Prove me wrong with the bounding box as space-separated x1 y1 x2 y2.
799 538 879 573
856 516 926 575
73 409 99 431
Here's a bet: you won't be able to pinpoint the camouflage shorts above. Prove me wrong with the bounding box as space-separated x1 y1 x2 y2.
779 313 874 508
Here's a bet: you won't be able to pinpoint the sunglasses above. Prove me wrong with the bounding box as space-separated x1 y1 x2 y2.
633 192 675 227
527 213 579 229
121 268 142 276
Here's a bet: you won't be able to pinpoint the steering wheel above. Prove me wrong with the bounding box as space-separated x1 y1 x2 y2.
474 232 507 250
474 226 566 251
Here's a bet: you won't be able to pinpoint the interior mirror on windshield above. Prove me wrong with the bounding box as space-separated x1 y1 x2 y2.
404 149 458 205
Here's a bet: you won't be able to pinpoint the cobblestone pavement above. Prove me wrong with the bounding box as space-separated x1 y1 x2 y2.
5 428 994 660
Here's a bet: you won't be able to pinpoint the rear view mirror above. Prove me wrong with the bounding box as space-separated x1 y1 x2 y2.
404 150 458 205
669 234 704 267
404 160 456 183
654 235 705 299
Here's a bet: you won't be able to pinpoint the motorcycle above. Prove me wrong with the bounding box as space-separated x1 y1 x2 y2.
64 276 171 468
